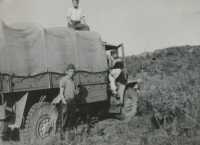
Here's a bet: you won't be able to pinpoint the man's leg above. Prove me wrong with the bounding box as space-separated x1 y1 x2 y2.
68 21 76 30
118 83 126 104
58 102 69 128
62 105 69 130
74 22 90 31
58 102 68 140
109 75 121 105
109 74 117 94
68 101 76 130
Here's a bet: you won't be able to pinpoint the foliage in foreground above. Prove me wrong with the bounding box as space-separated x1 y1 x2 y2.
137 70 200 145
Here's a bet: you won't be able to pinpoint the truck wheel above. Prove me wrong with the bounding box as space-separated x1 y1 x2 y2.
121 88 138 121
21 102 58 145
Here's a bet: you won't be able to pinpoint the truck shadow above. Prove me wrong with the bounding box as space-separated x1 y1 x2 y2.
75 109 117 130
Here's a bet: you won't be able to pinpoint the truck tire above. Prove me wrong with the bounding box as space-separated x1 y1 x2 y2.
21 102 58 145
121 88 138 121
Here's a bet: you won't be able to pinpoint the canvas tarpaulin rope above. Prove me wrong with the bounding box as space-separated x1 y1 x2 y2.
0 21 108 76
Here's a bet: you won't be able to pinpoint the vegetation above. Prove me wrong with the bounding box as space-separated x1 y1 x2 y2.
126 45 200 77
41 68 200 145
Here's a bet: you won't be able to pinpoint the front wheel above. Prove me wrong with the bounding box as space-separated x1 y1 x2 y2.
120 88 138 121
21 102 58 145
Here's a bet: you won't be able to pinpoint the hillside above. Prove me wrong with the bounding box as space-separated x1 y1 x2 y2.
126 45 200 78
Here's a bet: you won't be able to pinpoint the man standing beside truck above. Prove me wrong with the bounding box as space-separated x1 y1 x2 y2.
58 64 76 139
67 0 90 31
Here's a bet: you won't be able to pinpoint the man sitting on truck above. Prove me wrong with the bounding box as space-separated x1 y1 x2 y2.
67 0 90 31
58 64 76 140
108 49 122 69
109 62 124 105
108 50 123 104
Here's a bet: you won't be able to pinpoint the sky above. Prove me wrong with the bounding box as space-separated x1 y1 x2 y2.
0 0 200 55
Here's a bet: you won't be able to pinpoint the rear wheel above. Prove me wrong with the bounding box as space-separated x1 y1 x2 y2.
121 88 138 121
21 102 58 145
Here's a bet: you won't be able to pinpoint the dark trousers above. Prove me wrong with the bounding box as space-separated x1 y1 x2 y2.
68 21 90 31
58 99 76 131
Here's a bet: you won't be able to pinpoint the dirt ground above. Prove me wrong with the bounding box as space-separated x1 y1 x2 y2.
1 115 152 145
4 115 200 145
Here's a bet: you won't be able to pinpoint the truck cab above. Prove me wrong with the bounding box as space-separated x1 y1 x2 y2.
102 42 139 115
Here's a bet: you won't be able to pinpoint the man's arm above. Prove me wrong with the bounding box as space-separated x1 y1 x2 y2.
60 87 67 104
81 16 86 24
116 57 123 62
108 55 113 68
80 9 86 24
74 82 80 100
67 8 72 24
67 16 72 24
59 79 66 104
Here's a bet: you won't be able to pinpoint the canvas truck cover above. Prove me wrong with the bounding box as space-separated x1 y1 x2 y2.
0 21 108 76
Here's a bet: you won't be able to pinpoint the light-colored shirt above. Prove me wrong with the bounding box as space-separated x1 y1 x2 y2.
107 55 122 68
67 7 84 21
59 75 75 100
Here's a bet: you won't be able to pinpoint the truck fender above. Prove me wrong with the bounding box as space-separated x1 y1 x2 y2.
117 79 141 103
127 79 141 91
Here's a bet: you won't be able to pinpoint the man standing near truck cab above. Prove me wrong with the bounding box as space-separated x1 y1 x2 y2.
58 64 76 139
67 0 90 31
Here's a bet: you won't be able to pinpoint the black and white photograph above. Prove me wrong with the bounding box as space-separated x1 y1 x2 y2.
0 0 200 145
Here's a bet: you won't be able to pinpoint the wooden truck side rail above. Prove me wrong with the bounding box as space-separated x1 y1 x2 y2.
0 73 63 93
0 71 109 104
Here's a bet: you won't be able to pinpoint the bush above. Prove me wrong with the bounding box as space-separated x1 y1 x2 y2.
137 70 200 144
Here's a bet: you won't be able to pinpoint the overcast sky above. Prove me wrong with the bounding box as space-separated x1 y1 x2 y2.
0 0 200 55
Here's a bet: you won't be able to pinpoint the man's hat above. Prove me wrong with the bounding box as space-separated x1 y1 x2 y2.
110 49 118 55
67 64 75 70
72 0 79 2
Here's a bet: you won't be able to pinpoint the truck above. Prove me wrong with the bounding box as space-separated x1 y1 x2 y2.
0 20 139 144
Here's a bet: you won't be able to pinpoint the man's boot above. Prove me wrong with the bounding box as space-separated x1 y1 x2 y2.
115 93 120 100
59 128 65 141
114 93 121 106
